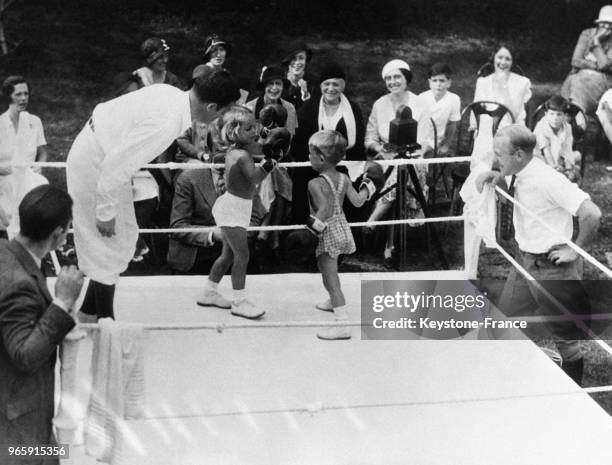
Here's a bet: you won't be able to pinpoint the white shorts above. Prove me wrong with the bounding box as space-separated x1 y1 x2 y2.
212 192 253 228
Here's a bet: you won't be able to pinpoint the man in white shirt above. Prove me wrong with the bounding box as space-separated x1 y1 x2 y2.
476 124 601 385
0 185 84 460
66 69 239 321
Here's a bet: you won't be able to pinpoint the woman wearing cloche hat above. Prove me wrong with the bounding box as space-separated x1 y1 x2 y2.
280 42 317 110
118 37 184 94
192 34 248 104
561 5 612 114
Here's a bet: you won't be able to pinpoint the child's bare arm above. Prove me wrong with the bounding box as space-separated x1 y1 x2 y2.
308 179 333 221
236 150 270 184
345 174 370 208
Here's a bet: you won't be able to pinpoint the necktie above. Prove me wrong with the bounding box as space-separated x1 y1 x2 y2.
500 174 516 241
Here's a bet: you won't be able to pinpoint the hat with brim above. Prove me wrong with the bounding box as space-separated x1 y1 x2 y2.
595 5 612 23
257 65 290 91
203 35 233 61
318 63 346 85
141 37 170 65
281 43 313 66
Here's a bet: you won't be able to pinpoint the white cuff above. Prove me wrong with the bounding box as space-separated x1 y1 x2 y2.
207 231 215 247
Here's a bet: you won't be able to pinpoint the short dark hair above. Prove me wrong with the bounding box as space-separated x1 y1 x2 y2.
545 95 570 113
496 124 536 155
192 68 240 107
399 68 412 84
2 75 28 101
19 185 72 242
428 63 452 79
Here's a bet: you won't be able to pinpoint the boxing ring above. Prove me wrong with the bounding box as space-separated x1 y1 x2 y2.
14 156 612 464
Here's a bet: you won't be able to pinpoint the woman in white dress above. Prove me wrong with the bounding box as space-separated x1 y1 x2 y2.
0 75 49 237
462 45 531 278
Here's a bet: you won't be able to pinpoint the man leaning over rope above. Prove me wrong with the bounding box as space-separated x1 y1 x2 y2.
476 124 601 385
67 69 240 322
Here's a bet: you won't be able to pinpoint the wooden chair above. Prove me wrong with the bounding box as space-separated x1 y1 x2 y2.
426 117 453 207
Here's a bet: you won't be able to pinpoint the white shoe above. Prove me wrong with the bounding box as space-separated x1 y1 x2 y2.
197 290 231 309
231 299 265 319
315 299 333 312
317 324 352 340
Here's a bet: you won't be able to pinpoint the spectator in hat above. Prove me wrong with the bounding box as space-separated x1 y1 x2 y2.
119 37 185 94
561 5 612 115
281 42 317 110
291 62 365 224
193 34 248 104
246 65 297 252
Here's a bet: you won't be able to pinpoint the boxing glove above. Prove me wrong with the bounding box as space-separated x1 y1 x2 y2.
306 215 326 235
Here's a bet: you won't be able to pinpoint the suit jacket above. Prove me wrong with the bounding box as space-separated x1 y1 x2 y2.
0 239 75 464
167 168 221 272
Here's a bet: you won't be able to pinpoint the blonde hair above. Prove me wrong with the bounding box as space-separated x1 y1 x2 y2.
219 105 255 149
308 130 347 165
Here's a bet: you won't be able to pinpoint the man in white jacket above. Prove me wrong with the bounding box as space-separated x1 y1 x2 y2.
67 69 239 320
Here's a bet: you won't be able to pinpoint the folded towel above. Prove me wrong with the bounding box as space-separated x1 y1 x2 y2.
85 318 145 465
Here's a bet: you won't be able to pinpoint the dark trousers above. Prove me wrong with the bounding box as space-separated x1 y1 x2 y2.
134 197 158 254
498 250 589 363
80 280 116 319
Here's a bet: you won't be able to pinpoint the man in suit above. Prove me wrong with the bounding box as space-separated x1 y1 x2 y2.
167 164 222 273
0 185 84 463
167 163 267 277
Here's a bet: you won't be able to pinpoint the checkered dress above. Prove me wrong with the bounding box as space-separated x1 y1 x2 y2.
314 173 356 258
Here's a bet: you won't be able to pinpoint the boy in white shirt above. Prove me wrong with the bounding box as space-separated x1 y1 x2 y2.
418 63 461 157
418 63 461 198
533 95 581 182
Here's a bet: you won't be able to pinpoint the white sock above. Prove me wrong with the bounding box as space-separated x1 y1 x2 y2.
205 279 218 293
333 305 348 321
233 289 246 302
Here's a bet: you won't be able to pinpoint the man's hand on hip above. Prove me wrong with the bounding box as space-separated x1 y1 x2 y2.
96 217 116 237
548 245 578 265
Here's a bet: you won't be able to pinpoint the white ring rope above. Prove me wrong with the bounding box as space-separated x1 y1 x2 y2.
129 385 612 421
135 215 465 234
507 313 612 324
495 242 612 358
2 156 472 170
78 320 365 332
495 186 612 279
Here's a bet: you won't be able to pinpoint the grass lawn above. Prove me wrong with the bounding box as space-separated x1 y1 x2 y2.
3 10 611 413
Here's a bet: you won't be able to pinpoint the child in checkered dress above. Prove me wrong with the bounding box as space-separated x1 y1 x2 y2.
306 130 377 340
